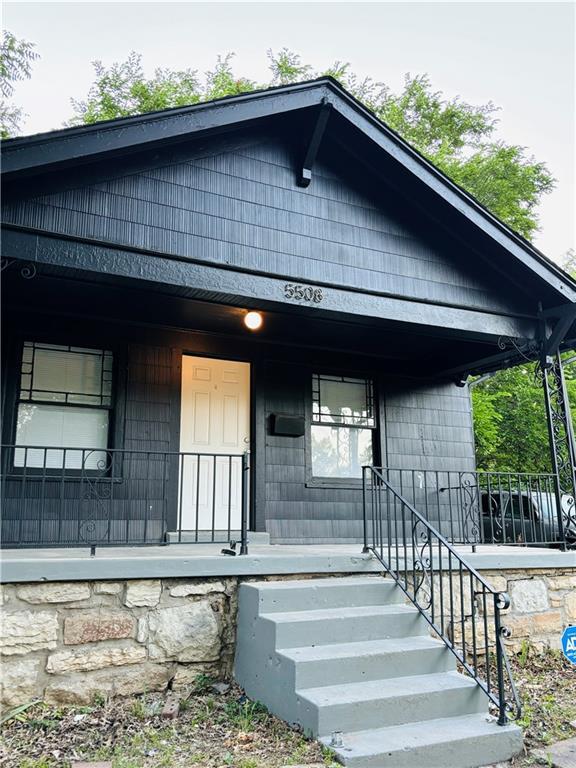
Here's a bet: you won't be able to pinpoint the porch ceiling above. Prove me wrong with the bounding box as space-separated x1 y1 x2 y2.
1 263 525 379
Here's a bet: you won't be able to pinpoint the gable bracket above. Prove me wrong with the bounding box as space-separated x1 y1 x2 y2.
540 303 576 358
297 100 331 187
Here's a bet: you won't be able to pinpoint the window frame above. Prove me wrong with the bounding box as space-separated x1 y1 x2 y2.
5 334 123 478
306 369 381 488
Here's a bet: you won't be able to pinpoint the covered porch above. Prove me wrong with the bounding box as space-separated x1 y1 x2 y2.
1 257 575 554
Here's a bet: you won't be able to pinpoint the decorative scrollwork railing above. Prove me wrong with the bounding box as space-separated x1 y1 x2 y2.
538 353 576 545
371 467 570 548
362 466 521 725
79 449 114 545
1 445 250 554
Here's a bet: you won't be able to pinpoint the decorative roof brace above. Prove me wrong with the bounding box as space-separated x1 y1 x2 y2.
297 100 331 187
539 351 576 549
541 303 576 356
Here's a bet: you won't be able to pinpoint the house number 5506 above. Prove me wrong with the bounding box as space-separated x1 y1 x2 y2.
284 283 324 303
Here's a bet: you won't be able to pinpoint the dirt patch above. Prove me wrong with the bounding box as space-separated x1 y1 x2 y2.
0 680 337 768
507 646 576 766
1 649 573 768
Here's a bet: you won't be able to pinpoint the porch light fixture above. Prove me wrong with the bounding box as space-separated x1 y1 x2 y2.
244 311 263 331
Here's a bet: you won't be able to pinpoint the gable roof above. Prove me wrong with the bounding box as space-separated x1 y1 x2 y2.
2 76 575 305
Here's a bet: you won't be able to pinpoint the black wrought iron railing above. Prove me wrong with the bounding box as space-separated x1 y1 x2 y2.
377 468 573 548
1 445 250 552
363 466 521 726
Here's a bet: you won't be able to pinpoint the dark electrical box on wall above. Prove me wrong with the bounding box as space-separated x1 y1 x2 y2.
271 414 306 437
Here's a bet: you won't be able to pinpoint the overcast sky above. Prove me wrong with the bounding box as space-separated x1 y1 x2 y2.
4 1 575 263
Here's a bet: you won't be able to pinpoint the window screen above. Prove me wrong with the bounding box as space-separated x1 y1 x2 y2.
15 342 113 469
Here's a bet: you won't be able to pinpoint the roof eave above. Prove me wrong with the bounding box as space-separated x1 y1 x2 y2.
2 76 575 303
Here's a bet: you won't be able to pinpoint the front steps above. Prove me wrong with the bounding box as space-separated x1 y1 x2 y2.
234 576 522 768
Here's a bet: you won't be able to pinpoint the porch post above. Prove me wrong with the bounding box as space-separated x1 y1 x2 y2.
540 351 576 549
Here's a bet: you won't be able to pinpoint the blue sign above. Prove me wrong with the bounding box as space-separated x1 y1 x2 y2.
561 626 576 665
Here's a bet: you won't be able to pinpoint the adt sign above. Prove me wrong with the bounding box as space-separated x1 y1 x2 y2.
561 626 576 665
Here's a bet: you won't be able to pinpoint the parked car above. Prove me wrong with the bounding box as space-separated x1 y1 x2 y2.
481 489 576 548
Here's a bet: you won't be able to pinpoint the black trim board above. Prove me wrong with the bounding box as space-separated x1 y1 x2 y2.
2 227 537 341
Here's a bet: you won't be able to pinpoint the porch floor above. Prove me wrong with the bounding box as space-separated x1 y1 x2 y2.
1 541 574 583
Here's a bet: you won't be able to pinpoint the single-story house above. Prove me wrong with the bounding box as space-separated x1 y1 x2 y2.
1 77 575 767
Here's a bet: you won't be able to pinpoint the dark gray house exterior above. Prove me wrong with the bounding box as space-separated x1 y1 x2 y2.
2 78 575 549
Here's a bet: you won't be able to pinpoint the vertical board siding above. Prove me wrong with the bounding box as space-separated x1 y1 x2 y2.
2 134 517 313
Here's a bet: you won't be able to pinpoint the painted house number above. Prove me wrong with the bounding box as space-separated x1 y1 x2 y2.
284 283 324 303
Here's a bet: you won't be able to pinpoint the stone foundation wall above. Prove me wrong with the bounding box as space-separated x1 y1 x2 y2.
1 568 574 711
0 577 238 710
480 568 576 651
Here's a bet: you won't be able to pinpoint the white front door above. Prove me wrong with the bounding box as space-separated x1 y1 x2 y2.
179 355 250 531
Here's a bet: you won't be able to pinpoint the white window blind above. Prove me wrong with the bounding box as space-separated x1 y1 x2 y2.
15 342 113 469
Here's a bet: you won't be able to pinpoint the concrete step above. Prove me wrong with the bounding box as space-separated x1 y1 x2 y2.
247 576 402 613
261 603 425 647
279 635 454 688
297 671 486 737
234 575 523 767
320 713 523 767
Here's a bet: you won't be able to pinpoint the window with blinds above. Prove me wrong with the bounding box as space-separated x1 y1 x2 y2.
15 342 114 469
311 374 375 478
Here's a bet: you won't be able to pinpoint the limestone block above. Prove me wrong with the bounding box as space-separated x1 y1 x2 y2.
64 611 135 645
0 657 42 707
480 575 508 594
0 611 58 655
45 663 170 705
46 644 146 673
137 616 149 643
171 663 220 689
505 610 562 639
545 574 576 591
17 583 90 604
148 601 221 662
169 581 226 598
509 579 549 614
566 591 576 621
94 582 123 595
124 580 161 608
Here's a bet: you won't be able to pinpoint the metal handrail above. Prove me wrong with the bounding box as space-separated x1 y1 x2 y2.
363 465 521 725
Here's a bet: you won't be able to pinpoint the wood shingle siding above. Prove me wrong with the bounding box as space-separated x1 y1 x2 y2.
2 135 522 315
260 360 475 543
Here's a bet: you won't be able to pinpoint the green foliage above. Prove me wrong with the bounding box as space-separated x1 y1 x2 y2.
356 74 554 239
562 248 576 279
267 47 312 85
472 364 551 472
442 143 554 240
472 355 576 473
0 30 38 138
204 54 256 101
68 50 554 240
70 51 202 124
223 698 268 731
190 672 214 695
